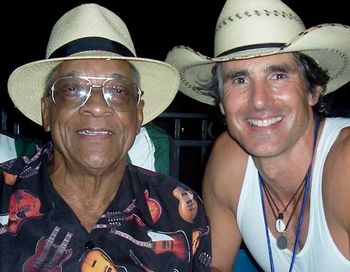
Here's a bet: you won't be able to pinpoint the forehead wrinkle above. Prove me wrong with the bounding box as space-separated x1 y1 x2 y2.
56 71 133 83
55 59 133 78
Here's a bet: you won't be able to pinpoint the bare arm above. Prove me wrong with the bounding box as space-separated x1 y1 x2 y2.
203 131 248 272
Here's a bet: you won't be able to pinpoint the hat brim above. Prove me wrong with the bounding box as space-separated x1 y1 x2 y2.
166 24 350 105
8 53 180 126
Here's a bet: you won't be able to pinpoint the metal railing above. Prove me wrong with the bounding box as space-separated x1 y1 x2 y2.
154 112 225 193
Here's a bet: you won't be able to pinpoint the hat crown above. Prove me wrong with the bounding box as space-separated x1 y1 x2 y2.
46 3 136 58
214 0 305 57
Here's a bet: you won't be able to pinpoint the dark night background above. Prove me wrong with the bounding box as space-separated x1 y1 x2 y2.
1 1 350 191
2 1 350 120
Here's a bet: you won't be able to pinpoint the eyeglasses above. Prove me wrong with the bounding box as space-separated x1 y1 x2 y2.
48 76 143 111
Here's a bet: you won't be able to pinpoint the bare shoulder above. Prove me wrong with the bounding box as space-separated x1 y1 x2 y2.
323 126 350 231
209 131 247 164
325 126 350 181
203 131 248 211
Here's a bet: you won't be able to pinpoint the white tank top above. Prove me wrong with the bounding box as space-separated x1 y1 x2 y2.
237 117 350 271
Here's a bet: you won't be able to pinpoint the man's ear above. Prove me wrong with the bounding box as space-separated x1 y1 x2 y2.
308 85 322 106
136 100 144 133
41 97 50 132
219 102 226 116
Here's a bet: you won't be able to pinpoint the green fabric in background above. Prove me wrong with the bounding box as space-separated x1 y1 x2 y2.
145 123 171 176
15 137 38 157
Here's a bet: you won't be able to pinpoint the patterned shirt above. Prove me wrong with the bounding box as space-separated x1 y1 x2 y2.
0 143 212 271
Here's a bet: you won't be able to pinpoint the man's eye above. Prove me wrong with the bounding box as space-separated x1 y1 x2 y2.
274 73 287 80
108 86 130 96
233 77 246 84
63 86 79 94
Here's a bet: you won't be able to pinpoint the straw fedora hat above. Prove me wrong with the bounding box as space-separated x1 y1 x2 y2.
8 3 180 125
166 0 350 105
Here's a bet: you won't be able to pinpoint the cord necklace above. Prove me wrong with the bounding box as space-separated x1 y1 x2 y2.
262 177 306 249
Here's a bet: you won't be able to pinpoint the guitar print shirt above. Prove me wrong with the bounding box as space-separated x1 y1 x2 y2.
0 142 212 271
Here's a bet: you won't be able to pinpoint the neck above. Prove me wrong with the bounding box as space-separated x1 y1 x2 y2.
49 160 127 214
51 169 125 233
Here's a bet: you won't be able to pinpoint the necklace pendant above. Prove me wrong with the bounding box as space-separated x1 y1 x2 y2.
276 233 288 250
275 218 286 233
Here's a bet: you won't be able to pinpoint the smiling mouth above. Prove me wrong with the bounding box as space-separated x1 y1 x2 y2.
248 117 282 127
77 129 113 136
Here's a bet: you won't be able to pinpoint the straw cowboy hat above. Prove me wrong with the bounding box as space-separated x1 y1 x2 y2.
166 0 350 105
8 3 180 125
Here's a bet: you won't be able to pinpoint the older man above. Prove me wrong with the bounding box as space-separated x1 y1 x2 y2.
0 4 212 271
